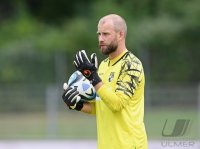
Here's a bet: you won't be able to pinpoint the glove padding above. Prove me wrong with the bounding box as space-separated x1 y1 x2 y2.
74 50 101 86
62 83 83 111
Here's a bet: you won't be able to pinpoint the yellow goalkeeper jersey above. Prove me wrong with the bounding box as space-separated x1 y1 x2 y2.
91 49 148 149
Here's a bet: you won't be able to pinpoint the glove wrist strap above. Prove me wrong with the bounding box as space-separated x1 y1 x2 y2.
89 72 102 86
70 101 83 111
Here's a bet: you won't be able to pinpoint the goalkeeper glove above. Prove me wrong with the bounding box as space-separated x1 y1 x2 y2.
62 83 83 111
74 50 101 86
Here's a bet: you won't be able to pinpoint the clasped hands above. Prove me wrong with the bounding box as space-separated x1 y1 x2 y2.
62 50 101 110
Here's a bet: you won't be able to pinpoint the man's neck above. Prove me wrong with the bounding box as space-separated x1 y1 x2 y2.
109 45 126 60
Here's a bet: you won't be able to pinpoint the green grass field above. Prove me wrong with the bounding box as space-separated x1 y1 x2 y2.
0 107 199 140
144 107 199 139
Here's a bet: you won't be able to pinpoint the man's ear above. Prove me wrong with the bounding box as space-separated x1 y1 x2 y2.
118 31 124 40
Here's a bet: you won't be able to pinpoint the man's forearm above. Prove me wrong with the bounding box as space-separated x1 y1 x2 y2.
94 81 103 91
81 102 94 114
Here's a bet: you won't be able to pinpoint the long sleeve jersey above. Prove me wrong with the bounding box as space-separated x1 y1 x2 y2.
91 49 148 149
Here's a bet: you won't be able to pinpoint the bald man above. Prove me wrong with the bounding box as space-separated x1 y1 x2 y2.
62 14 148 149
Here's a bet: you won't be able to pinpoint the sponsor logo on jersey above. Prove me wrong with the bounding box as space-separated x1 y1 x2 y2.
108 72 115 82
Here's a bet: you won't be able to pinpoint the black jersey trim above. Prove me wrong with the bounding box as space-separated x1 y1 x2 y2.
108 51 130 66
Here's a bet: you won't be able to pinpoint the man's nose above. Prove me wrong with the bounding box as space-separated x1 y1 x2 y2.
98 35 104 42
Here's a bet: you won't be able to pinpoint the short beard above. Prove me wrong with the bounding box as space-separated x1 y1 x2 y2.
102 42 118 55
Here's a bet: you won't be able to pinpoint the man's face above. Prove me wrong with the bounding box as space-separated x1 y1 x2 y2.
97 21 119 55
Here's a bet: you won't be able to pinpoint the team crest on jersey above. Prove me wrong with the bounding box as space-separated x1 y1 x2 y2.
108 72 115 82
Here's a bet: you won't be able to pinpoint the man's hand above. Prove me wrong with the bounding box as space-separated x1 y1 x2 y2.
74 50 96 78
74 50 101 86
62 83 83 111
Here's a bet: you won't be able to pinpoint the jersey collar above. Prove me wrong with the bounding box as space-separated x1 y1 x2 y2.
109 49 128 66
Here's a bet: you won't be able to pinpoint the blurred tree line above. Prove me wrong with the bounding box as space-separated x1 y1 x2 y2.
0 0 200 85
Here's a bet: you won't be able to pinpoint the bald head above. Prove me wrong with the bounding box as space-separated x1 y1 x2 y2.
98 14 127 38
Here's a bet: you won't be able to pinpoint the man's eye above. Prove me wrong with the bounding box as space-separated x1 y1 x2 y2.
103 33 109 36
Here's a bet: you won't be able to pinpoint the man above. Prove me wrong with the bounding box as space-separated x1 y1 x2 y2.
62 14 148 149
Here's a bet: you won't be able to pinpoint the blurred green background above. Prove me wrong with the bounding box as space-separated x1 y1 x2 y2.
0 0 199 141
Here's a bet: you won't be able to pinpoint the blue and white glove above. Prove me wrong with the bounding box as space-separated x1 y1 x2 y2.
74 50 101 86
62 83 83 111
